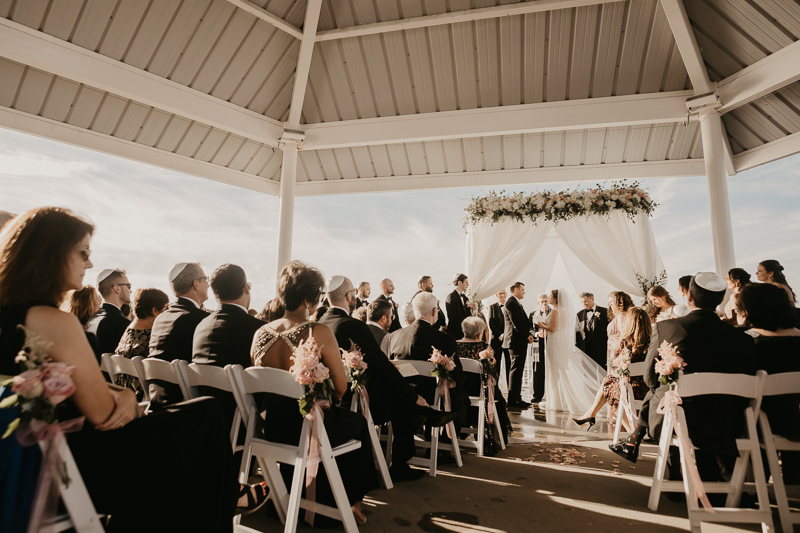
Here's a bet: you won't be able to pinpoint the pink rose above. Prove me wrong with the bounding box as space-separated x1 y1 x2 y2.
655 359 673 376
445 360 456 372
313 363 330 383
42 362 75 379
12 369 44 399
42 375 76 405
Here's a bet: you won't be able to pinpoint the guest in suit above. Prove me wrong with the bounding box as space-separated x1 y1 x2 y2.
85 268 131 360
62 285 102 356
413 275 446 330
148 262 209 406
575 292 609 368
391 292 469 434
610 273 755 482
488 290 510 385
356 281 371 309
318 276 454 482
503 282 533 409
445 274 474 340
400 302 415 326
366 299 393 355
375 278 402 332
529 293 551 403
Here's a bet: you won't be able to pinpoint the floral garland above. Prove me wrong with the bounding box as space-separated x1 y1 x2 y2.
464 181 657 227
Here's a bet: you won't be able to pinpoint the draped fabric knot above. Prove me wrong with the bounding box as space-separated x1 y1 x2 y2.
303 400 330 526
437 378 455 439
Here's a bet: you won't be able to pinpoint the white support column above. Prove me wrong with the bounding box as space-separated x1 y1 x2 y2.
275 139 299 275
699 111 736 276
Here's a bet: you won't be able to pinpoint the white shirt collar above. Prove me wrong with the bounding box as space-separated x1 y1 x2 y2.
587 305 597 313
366 320 385 330
331 305 350 315
179 296 201 309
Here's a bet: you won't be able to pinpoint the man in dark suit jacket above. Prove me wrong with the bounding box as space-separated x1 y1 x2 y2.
193 264 265 429
413 275 446 330
445 274 474 340
610 273 755 481
575 292 609 368
86 268 131 360
148 262 209 407
391 292 468 434
365 299 393 354
356 281 371 309
503 282 533 408
317 276 454 481
375 278 402 332
488 289 511 385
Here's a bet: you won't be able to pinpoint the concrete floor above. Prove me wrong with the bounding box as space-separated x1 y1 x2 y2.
239 403 781 533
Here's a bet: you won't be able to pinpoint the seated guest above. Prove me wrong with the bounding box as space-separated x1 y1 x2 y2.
62 285 102 354
400 301 415 326
375 278 402 332
610 273 755 484
456 316 510 451
256 297 285 322
115 288 169 399
85 268 131 360
351 306 368 322
148 262 209 406
723 268 752 324
121 303 132 320
757 259 796 305
366 299 394 355
317 273 454 482
573 308 651 431
677 275 692 304
391 291 468 433
647 285 689 322
251 262 377 524
0 207 265 533
739 283 800 483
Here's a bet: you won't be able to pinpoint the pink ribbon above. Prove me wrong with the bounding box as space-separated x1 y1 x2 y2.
358 386 370 421
304 400 330 526
438 378 455 439
17 418 85 533
486 375 497 424
657 389 715 512
618 377 635 432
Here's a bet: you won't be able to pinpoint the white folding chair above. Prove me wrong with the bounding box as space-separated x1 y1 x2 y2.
457 358 505 457
182 362 243 452
227 365 361 533
101 354 149 407
36 435 104 533
389 360 462 477
138 357 191 406
647 371 773 533
348 387 393 489
757 371 800 533
613 361 646 442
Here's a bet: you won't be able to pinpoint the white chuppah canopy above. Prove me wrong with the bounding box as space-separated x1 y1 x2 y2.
465 185 666 302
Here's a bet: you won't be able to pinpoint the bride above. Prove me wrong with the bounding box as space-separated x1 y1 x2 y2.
535 288 605 414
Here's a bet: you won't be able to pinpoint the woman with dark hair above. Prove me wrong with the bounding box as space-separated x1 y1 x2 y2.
255 297 285 322
62 285 102 355
723 268 752 324
0 207 264 533
115 288 170 398
757 259 796 304
739 283 800 483
647 285 688 323
606 291 634 362
250 260 377 526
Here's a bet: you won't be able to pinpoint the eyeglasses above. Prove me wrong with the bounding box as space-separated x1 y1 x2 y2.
116 283 131 289
195 277 207 283
79 248 91 261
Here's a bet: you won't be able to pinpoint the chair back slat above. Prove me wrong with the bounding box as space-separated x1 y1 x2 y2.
461 359 481 374
103 354 141 381
238 366 304 399
628 362 646 377
762 371 800 396
139 357 183 384
185 363 234 392
677 372 763 399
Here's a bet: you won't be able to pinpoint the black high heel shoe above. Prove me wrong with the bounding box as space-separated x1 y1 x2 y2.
572 416 595 430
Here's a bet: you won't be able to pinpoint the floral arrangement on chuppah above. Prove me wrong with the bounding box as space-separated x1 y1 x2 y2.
463 181 656 227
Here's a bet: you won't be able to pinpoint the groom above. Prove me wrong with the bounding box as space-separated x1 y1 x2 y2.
575 292 609 368
503 282 533 409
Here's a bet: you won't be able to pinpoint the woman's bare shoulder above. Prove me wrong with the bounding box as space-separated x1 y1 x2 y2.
26 305 81 330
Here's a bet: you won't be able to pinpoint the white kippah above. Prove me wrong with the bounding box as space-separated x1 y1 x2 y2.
97 269 116 285
169 263 190 282
694 272 726 292
326 275 345 293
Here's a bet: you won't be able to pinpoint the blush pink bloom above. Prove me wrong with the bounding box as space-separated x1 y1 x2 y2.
42 361 75 379
42 375 76 405
12 369 44 399
445 360 456 372
291 336 329 385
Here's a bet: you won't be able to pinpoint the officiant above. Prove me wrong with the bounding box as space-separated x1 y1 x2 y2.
575 292 609 368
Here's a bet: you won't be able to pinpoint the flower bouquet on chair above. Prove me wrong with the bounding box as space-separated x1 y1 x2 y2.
341 342 369 416
478 346 497 380
655 340 686 387
290 336 335 417
429 348 456 438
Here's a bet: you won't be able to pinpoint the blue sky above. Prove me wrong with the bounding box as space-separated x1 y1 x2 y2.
1 126 798 311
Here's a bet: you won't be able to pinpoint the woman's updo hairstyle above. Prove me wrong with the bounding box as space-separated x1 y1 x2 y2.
276 260 325 312
550 289 558 304
727 268 751 289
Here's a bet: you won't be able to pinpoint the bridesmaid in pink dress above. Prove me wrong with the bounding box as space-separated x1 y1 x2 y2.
606 291 634 362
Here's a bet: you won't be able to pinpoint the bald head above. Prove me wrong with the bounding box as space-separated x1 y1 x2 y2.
327 276 356 311
380 278 395 296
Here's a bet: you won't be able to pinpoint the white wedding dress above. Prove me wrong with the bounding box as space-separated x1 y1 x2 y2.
543 288 605 414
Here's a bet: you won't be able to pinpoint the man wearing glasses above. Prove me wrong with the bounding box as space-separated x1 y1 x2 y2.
86 268 131 360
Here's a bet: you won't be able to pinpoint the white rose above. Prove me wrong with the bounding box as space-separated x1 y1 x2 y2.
611 194 619 200
607 201 616 208
597 199 604 206
555 200 565 208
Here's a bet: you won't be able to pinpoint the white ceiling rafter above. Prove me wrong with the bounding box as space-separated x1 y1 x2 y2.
0 18 284 147
294 160 707 197
734 130 800 173
659 0 713 94
314 0 625 42
225 0 303 40
717 40 800 113
0 107 280 195
302 92 696 150
286 0 322 131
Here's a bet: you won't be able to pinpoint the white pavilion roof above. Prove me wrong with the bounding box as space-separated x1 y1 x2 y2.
0 0 798 196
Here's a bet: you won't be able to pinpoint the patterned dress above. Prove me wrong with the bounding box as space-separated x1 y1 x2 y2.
114 328 151 400
601 339 648 409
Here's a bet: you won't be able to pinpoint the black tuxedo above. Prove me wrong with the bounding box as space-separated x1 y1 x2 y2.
488 302 510 383
639 310 755 465
390 319 468 431
576 305 609 367
375 294 402 332
412 290 446 330
503 295 531 403
356 297 369 309
148 297 208 406
445 290 470 340
317 307 420 467
85 303 130 361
